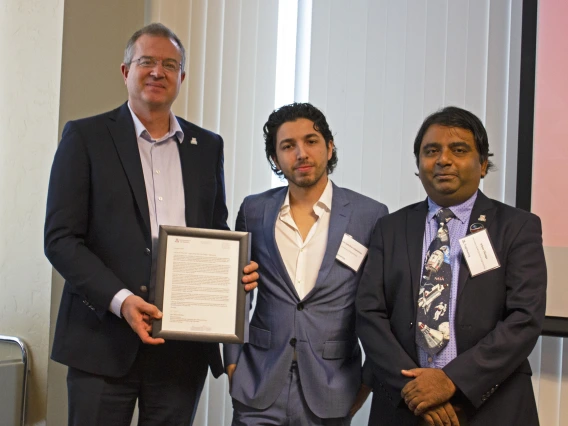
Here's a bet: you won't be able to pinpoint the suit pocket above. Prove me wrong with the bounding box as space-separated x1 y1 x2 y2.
248 325 271 349
322 340 355 359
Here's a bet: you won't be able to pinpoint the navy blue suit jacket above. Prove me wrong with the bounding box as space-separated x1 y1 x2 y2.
356 191 546 425
45 103 227 378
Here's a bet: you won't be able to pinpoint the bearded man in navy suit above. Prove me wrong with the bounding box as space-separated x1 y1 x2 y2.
224 103 389 425
45 23 258 426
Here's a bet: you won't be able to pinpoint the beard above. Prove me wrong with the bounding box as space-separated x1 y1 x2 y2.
283 163 328 188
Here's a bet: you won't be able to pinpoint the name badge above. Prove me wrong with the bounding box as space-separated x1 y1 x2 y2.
458 229 500 276
336 234 368 272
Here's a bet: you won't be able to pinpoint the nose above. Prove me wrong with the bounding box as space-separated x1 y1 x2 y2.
295 143 308 159
149 62 166 78
436 147 452 166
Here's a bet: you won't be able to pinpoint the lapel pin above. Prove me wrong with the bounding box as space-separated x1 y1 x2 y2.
470 223 485 233
190 137 198 145
478 215 486 222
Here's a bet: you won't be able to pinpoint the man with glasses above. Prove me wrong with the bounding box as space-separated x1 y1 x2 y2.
45 23 258 426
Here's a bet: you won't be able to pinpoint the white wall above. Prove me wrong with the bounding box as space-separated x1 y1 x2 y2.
0 1 65 424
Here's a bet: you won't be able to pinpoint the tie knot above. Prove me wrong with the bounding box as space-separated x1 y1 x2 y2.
436 208 455 225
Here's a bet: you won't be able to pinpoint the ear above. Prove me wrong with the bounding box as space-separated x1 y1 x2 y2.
120 63 129 84
327 140 334 161
480 159 489 178
180 71 186 83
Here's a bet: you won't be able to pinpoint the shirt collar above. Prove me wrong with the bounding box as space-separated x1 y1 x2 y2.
280 178 333 217
127 102 184 144
426 190 478 224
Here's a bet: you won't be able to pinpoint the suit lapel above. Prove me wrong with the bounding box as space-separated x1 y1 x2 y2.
457 191 496 300
263 188 299 298
107 103 151 235
306 184 351 299
177 125 201 227
408 200 428 315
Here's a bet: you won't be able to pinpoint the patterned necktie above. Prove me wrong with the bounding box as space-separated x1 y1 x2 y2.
416 207 455 355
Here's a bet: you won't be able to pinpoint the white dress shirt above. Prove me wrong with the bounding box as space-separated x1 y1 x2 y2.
275 179 333 299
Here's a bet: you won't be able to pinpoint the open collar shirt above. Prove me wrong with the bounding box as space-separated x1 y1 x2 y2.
275 179 333 300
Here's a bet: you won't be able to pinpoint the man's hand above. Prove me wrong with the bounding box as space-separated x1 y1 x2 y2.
349 383 372 417
401 368 456 415
121 295 165 345
242 261 259 292
420 402 460 426
226 363 237 390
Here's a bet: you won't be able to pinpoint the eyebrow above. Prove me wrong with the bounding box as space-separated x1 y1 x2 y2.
139 55 179 62
421 141 472 150
278 133 321 145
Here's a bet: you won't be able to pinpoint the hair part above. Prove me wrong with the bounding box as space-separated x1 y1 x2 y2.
413 106 495 174
124 23 186 70
263 103 338 177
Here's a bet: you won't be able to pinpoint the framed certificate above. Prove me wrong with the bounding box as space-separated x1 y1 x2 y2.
152 225 251 344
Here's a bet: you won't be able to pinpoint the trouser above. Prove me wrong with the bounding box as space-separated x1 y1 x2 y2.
232 361 351 426
67 342 208 426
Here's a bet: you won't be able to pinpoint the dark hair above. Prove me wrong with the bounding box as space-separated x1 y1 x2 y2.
413 106 495 173
124 23 186 70
263 103 338 177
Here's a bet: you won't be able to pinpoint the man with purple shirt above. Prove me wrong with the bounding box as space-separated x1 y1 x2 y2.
356 106 546 426
45 23 257 426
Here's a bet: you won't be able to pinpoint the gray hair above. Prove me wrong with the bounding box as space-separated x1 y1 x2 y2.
123 23 186 70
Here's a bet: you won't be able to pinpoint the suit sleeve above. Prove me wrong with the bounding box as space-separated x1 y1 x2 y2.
443 214 546 408
356 218 419 406
223 198 249 367
360 202 390 388
212 134 230 231
44 122 127 311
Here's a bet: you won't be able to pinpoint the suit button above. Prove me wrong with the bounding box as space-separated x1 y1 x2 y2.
297 303 304 311
140 286 148 293
145 248 151 255
289 338 297 347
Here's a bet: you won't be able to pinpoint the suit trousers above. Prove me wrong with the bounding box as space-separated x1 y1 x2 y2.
67 341 208 426
231 361 351 426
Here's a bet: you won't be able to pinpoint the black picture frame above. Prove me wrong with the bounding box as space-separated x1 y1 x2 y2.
152 225 251 343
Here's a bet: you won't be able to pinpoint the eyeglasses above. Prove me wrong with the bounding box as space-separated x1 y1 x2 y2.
130 56 182 72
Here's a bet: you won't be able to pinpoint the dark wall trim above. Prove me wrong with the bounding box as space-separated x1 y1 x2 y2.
542 317 568 337
516 0 538 213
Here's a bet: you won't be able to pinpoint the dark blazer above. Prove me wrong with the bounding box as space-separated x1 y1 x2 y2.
224 184 388 418
45 103 227 378
356 191 546 426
